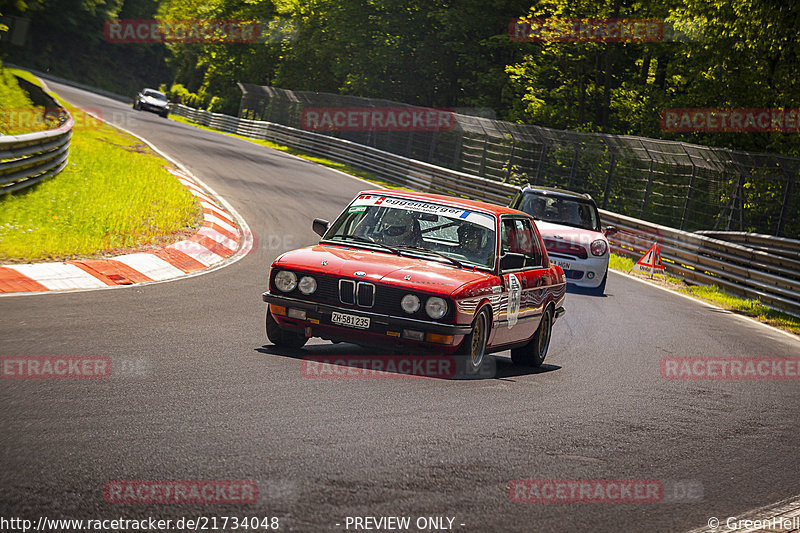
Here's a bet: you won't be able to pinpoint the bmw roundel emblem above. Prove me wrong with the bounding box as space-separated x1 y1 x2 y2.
354 271 366 277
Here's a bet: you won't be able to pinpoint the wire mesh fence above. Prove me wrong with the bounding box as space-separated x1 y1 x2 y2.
238 83 799 238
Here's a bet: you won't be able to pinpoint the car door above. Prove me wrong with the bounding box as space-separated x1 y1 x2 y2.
493 216 549 346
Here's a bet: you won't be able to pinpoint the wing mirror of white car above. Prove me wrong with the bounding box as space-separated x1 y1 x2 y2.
312 218 330 237
602 225 618 236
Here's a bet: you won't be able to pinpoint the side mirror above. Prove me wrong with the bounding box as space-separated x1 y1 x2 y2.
603 225 618 236
500 252 525 271
312 218 330 237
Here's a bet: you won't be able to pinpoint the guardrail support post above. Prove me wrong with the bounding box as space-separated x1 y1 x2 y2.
601 153 616 209
776 158 795 238
535 144 547 185
680 164 698 230
640 160 655 219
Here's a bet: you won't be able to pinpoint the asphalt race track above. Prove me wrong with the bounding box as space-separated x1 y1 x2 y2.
1 81 799 533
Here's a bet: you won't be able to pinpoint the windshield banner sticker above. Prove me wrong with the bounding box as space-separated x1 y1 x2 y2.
351 195 494 229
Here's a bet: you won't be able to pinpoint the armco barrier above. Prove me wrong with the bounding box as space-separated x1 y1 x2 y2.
170 103 800 318
1 78 73 195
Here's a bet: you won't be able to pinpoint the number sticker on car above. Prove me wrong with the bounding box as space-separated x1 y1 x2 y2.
331 312 370 329
554 259 572 270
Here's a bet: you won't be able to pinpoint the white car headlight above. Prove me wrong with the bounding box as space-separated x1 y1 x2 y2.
274 270 297 292
591 239 608 256
298 276 317 295
425 297 448 319
401 294 421 314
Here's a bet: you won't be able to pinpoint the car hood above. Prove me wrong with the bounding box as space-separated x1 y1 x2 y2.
143 96 167 106
274 244 493 295
535 221 606 244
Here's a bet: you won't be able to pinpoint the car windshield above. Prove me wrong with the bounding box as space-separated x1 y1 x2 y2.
324 195 497 270
518 193 599 231
144 90 167 101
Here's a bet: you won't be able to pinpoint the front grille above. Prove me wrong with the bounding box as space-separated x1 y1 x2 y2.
356 282 375 307
271 270 454 321
339 279 355 304
544 239 588 259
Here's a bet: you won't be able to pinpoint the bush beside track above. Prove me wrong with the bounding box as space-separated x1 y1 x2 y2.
0 70 202 263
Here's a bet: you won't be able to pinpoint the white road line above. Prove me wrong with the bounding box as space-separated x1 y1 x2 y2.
7 263 107 290
114 253 185 281
686 493 800 532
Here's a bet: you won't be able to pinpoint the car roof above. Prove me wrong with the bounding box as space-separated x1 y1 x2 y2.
519 185 595 203
358 189 525 217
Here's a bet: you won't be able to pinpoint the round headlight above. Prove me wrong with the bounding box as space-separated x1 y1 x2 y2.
401 294 421 314
274 270 297 292
425 297 448 319
591 239 608 256
298 276 317 295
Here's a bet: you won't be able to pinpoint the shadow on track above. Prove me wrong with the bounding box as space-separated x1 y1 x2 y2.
255 343 560 380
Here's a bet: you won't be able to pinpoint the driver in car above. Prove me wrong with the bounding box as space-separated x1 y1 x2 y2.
457 223 492 266
378 209 420 246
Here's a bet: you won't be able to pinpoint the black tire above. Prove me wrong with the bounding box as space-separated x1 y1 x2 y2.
132 102 138 110
589 268 608 295
265 309 307 349
160 111 169 118
457 308 490 374
511 307 552 367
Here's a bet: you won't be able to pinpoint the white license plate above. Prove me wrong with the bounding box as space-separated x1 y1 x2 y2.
331 311 370 329
554 260 572 270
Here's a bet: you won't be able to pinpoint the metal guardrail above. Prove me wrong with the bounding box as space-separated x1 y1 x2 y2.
171 103 800 318
694 231 800 261
237 83 800 239
0 76 73 195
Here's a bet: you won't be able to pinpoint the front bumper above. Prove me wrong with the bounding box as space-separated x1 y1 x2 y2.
140 102 168 113
263 291 472 346
549 253 609 288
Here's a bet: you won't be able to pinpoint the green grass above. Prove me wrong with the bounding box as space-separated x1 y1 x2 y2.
0 73 202 263
170 114 413 192
0 63 49 135
610 252 800 335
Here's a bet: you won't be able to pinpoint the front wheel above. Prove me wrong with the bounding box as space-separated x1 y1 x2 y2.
511 307 552 367
589 268 608 295
458 309 490 374
266 308 307 349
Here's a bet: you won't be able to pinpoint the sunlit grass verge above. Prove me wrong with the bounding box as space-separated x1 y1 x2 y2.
169 114 413 192
0 74 202 263
0 63 49 135
609 253 800 335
